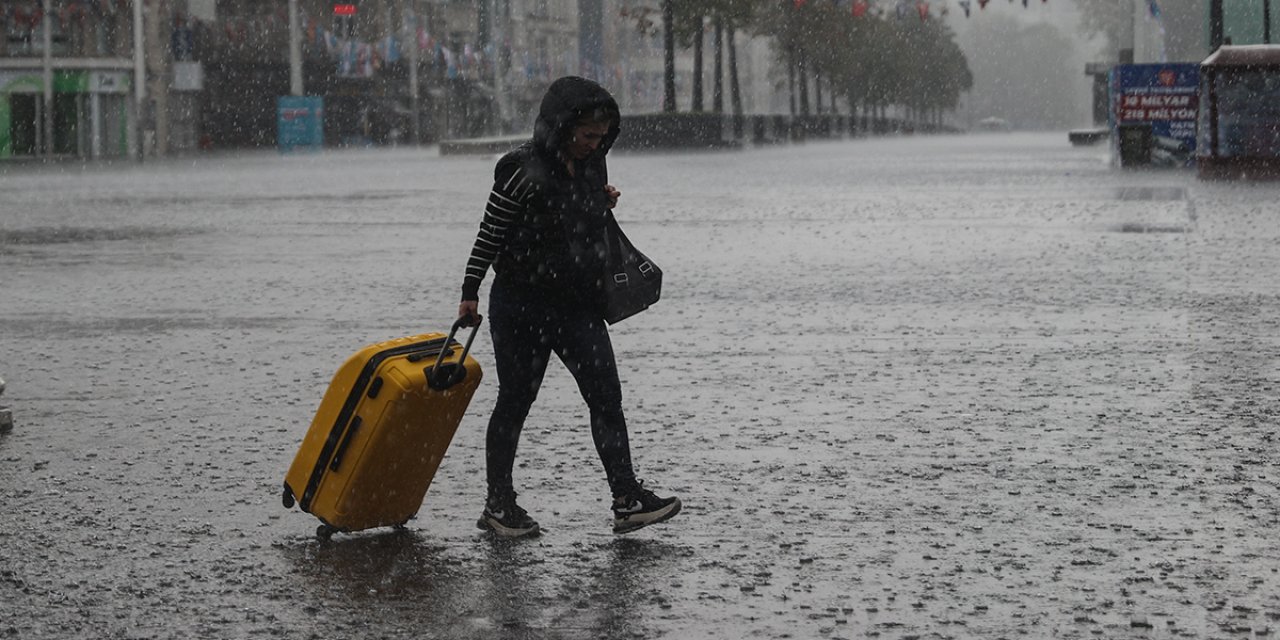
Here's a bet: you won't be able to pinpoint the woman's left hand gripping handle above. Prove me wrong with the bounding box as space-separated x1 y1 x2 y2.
458 300 482 328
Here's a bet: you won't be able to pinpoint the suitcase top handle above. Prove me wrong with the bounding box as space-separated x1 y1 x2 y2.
428 316 482 391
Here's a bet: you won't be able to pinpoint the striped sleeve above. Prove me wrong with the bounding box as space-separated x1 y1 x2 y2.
460 164 535 301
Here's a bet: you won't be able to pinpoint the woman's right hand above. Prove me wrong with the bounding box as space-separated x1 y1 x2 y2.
458 300 481 327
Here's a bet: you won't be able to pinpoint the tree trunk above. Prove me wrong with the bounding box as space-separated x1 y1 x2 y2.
663 0 676 112
798 48 810 117
713 17 724 114
728 24 743 139
692 16 703 112
787 45 796 116
814 70 823 115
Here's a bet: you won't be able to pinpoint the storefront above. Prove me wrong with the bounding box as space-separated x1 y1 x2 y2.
0 69 131 160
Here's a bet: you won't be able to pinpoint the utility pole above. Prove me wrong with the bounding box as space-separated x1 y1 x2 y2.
289 0 303 96
662 0 675 112
42 0 52 160
1265 0 1273 44
579 0 603 80
145 0 169 156
133 0 145 159
407 3 421 143
1209 0 1224 51
491 0 509 133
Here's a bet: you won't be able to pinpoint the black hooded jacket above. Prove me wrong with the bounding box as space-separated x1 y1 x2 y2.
461 77 622 303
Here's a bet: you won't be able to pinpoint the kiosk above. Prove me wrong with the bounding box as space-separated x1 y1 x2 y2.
1197 46 1280 179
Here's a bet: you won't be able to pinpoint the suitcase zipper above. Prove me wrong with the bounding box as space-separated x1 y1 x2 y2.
299 337 453 512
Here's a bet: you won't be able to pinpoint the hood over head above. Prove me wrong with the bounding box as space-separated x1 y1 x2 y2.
532 76 621 160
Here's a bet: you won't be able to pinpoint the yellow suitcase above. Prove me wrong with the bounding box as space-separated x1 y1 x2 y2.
283 319 482 538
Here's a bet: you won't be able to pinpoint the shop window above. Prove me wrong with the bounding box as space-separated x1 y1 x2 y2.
9 94 39 156
1217 69 1280 157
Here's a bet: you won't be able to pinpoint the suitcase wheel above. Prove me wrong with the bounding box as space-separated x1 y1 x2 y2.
316 524 338 541
281 485 296 509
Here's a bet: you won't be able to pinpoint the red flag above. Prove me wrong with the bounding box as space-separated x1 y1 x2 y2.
794 0 806 7
917 2 929 20
978 0 990 8
853 0 869 17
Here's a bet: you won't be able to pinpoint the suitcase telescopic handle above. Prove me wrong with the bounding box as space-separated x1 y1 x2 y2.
428 316 482 390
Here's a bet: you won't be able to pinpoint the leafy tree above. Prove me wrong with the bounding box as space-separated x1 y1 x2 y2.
621 0 972 125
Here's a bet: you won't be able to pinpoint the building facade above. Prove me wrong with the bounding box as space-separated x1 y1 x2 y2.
1 0 788 158
0 0 141 159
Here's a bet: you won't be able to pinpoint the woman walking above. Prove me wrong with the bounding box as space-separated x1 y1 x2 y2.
457 76 681 538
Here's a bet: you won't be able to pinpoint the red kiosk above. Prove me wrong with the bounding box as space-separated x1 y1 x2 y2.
1197 45 1280 179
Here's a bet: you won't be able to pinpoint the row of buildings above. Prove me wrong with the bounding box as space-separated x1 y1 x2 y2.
0 0 785 160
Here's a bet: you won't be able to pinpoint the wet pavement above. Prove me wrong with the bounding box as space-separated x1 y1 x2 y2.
2 133 1279 639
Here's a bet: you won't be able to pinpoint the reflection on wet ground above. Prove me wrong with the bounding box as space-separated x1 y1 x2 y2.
271 530 693 639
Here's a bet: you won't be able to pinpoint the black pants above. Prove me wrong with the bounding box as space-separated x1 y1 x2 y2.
485 278 638 499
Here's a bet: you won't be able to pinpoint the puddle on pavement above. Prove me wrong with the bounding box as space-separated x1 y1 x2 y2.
1111 222 1192 233
1114 187 1188 202
1109 186 1193 233
0 226 197 246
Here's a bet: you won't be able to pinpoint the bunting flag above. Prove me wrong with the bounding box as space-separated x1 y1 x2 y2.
958 0 971 17
1147 0 1161 18
917 1 929 20
853 0 869 17
380 35 399 63
794 0 806 7
896 1 910 19
442 47 458 79
978 0 990 8
1022 0 1028 6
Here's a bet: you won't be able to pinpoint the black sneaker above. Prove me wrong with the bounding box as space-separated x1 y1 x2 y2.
612 483 682 534
477 492 541 538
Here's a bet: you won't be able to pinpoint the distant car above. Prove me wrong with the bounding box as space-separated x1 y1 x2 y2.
977 116 1012 132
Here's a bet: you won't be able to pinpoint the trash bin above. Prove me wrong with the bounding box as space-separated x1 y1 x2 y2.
1117 123 1153 167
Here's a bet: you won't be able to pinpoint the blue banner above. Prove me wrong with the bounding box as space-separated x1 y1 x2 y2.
278 96 324 153
1109 63 1199 167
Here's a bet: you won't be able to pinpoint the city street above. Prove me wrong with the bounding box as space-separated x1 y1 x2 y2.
2 132 1278 639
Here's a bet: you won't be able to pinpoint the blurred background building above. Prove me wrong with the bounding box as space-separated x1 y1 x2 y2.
0 0 791 159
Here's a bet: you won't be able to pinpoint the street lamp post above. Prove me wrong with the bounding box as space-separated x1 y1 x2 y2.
1210 0 1224 50
1265 0 1273 44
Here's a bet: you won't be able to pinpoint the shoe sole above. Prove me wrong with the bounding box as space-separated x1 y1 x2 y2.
613 498 682 535
477 516 541 538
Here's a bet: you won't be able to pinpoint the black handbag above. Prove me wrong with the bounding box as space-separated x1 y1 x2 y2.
599 212 662 325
